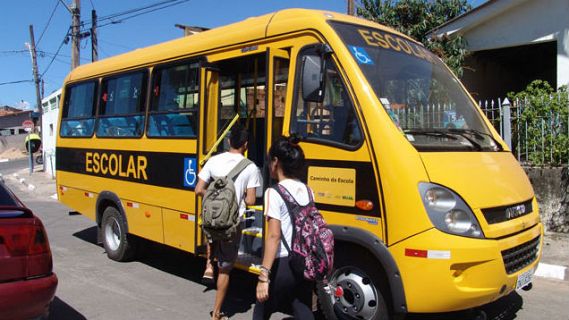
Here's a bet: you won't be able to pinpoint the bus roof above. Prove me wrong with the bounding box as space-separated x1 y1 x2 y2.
65 8 418 83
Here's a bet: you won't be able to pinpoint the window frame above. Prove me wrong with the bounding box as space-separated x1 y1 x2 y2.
96 69 149 139
290 44 364 151
146 58 201 139
60 80 99 138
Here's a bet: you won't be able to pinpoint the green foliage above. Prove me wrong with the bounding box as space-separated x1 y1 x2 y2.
357 0 471 76
508 80 569 166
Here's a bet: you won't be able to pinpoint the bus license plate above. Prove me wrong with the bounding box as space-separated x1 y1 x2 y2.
516 268 533 290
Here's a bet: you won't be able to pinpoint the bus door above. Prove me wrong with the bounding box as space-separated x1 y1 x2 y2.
197 51 270 267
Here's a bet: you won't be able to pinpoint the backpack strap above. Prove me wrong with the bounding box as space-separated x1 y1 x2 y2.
305 185 314 204
271 183 304 255
226 158 253 182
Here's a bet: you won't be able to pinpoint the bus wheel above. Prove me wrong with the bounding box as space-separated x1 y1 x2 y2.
317 251 389 320
101 206 136 262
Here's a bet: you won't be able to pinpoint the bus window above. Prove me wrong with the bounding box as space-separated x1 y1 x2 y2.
60 81 97 137
97 71 147 137
148 62 199 137
291 52 362 147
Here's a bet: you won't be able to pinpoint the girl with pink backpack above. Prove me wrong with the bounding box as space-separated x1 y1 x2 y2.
253 135 334 320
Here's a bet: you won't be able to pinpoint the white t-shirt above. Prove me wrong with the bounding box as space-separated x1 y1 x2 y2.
264 179 311 258
198 152 261 217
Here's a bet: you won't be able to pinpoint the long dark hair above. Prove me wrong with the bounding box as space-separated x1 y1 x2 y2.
268 134 305 180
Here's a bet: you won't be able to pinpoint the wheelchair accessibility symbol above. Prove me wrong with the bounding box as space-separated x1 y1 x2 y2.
184 157 197 188
349 46 374 65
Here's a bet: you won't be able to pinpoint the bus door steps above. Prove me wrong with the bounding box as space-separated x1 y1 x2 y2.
240 226 262 256
240 207 264 256
235 252 262 274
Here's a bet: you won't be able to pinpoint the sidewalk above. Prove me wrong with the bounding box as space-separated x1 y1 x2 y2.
0 165 58 200
2 166 567 282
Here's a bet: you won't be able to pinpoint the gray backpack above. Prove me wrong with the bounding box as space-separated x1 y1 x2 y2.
202 158 253 241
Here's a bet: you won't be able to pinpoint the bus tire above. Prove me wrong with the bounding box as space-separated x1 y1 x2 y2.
101 206 136 262
317 247 390 320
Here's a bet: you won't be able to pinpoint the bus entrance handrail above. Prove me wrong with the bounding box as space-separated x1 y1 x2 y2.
200 114 240 166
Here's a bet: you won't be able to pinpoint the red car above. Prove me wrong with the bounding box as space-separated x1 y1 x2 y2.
0 181 57 320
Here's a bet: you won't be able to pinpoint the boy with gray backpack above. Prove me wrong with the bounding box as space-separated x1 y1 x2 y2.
195 125 260 320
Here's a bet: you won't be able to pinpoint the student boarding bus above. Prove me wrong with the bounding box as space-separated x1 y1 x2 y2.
56 9 542 319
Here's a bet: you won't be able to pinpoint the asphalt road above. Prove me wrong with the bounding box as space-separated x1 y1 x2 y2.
0 157 29 175
2 159 568 320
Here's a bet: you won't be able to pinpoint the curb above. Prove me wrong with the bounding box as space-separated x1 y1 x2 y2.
535 262 567 281
8 173 37 191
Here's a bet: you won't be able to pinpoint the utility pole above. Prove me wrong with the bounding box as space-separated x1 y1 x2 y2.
27 26 42 120
347 0 355 16
26 25 42 174
71 0 81 69
91 9 98 62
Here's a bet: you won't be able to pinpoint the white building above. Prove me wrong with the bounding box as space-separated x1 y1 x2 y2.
41 89 61 178
429 0 569 102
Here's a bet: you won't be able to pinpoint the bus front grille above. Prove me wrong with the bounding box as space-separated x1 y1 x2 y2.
501 236 540 274
482 199 533 224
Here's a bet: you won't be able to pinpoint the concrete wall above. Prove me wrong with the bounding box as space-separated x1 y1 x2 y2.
41 89 61 178
525 167 569 233
0 134 27 153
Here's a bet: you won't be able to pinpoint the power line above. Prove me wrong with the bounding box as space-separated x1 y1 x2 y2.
37 0 60 46
97 0 184 22
39 50 90 62
0 50 28 56
99 0 190 28
0 80 34 86
41 30 70 79
82 0 189 28
99 38 133 51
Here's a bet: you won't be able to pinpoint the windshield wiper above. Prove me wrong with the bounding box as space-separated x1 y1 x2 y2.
404 129 458 140
404 129 482 151
447 128 503 151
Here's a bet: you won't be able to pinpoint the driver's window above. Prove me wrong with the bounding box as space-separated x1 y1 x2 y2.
291 54 362 147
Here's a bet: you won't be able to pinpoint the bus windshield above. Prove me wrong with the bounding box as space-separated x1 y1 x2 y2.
330 21 501 152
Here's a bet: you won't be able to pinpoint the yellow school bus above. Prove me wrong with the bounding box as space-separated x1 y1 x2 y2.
56 9 542 319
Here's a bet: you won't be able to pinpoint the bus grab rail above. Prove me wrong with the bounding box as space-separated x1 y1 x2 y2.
200 114 240 166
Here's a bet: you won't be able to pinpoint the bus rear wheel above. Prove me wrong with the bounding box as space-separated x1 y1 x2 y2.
317 250 389 320
101 206 136 262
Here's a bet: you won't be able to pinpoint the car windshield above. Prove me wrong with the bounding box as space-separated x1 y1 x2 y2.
330 21 501 152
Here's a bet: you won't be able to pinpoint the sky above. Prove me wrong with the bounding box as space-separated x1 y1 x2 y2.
0 0 485 110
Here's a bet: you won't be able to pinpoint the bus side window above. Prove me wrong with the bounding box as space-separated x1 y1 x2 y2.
96 71 147 138
147 62 199 138
60 81 97 137
291 52 363 147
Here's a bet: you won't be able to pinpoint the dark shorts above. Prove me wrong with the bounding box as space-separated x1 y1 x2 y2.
211 223 242 271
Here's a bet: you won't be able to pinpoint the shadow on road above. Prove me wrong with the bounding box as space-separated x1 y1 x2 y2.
71 226 525 319
408 290 523 320
72 226 257 318
49 296 87 320
73 226 98 244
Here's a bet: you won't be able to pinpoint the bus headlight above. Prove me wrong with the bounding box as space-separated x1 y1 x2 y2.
419 183 484 238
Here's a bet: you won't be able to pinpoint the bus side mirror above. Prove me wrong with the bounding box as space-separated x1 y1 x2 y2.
301 55 324 103
301 44 333 103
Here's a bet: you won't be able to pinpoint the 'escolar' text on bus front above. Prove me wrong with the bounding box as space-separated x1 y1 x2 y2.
85 152 148 181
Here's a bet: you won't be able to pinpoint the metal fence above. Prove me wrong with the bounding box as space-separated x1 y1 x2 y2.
479 94 569 166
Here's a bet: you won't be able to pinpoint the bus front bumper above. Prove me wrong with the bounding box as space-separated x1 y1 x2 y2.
390 222 543 313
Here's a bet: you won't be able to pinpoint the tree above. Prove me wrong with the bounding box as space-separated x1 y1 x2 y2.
357 0 471 77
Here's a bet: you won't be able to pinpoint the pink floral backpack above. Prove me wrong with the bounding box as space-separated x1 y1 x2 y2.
273 183 334 281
